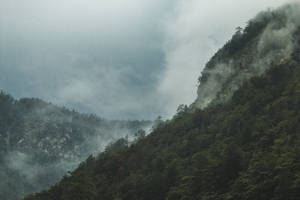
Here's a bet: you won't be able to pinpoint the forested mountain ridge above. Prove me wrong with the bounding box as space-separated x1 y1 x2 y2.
0 93 151 200
194 3 300 109
25 3 300 200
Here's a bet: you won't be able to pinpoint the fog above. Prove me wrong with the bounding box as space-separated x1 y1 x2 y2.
0 95 152 200
194 2 300 109
1 0 298 199
0 0 293 120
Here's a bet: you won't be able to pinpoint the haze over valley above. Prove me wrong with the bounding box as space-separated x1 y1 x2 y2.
1 1 300 200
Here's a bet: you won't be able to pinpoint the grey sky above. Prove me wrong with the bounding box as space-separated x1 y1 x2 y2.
0 0 292 120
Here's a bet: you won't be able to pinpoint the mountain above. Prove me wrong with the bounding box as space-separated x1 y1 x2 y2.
194 3 300 109
23 3 300 200
0 93 151 200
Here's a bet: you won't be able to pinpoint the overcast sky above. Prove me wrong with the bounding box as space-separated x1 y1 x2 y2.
0 0 293 120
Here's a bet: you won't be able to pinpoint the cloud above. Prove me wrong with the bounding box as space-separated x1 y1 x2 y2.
0 0 294 120
0 0 172 119
158 0 292 117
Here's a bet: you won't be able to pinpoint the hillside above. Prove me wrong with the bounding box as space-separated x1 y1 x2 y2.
25 55 300 200
0 94 151 200
25 3 300 200
194 4 300 109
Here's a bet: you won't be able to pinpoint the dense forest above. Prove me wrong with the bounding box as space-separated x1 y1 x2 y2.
0 94 151 200
24 4 300 200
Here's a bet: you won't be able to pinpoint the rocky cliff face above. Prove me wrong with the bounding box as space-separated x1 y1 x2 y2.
194 4 300 109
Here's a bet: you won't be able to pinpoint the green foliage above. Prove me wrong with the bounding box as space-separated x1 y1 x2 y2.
23 6 300 199
25 45 300 199
105 137 129 153
0 92 151 200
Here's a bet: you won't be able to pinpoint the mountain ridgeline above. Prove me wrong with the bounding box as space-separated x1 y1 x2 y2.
0 94 151 200
23 3 300 200
194 4 300 109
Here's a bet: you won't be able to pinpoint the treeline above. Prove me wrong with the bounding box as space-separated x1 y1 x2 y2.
25 32 300 200
0 93 151 200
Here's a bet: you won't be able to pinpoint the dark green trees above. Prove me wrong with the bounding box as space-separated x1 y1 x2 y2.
25 51 300 199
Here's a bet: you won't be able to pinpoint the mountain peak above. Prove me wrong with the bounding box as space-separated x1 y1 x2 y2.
194 3 300 109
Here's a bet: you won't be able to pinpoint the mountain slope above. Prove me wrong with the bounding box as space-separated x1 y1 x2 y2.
26 54 300 200
25 4 300 200
0 94 151 200
194 4 300 109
